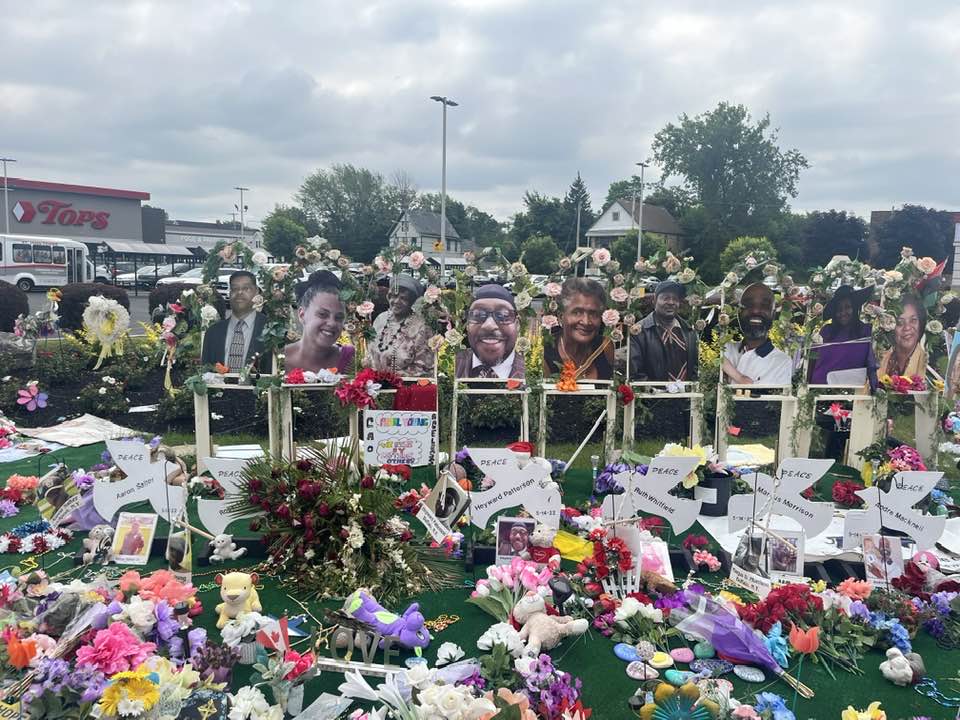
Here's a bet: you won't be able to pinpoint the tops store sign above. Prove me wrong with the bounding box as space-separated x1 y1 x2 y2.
12 199 110 230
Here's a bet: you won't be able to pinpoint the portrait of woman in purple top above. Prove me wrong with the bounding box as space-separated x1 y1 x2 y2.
809 285 878 391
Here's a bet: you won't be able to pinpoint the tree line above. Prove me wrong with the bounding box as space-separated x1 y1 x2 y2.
261 102 957 281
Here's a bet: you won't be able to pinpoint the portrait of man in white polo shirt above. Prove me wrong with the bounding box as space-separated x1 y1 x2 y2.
722 283 793 385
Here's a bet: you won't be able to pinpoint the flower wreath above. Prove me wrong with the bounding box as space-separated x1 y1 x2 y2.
0 521 73 554
82 295 131 369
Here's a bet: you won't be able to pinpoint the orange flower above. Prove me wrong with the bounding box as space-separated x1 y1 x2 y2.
837 577 872 600
480 688 537 720
6 635 36 669
556 359 579 392
788 624 820 655
214 362 230 374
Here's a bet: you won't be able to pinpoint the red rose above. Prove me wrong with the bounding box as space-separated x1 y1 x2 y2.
285 367 306 384
618 384 635 405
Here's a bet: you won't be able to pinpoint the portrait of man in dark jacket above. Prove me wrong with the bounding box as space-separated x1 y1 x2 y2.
628 280 699 382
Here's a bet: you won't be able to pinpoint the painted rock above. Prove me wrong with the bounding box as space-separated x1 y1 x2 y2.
614 643 640 662
626 661 660 680
690 659 734 677
697 678 734 697
733 665 766 683
693 641 716 659
670 647 695 664
649 652 674 669
664 669 696 686
636 641 657 661
405 656 428 668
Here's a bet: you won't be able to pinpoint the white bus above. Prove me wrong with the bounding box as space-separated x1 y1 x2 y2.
0 234 93 291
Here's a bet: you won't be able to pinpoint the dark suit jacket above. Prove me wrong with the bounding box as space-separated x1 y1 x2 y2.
454 348 525 380
201 312 271 371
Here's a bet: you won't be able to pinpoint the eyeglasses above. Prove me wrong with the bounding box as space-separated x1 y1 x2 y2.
467 309 517 325
229 285 257 296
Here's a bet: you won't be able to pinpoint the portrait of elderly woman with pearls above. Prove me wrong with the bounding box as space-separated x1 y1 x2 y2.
364 275 436 377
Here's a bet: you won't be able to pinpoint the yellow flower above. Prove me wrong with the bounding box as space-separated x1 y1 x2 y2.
841 701 886 720
99 669 160 717
659 443 709 488
809 579 826 593
718 590 743 605
140 658 200 702
860 461 873 486
933 378 945 392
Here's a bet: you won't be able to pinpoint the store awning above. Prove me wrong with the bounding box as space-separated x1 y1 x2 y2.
100 239 196 257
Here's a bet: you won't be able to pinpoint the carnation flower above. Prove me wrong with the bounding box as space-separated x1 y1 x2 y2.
75 623 157 675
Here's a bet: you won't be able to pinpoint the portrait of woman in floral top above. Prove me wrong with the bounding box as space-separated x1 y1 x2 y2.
365 274 436 377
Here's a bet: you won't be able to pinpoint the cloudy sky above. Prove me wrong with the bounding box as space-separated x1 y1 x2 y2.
3 0 957 227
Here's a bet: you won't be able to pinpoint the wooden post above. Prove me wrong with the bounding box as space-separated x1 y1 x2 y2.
193 392 212 474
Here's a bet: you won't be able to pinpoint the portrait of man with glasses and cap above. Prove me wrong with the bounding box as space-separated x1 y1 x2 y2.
201 270 270 372
454 284 526 380
364 274 436 377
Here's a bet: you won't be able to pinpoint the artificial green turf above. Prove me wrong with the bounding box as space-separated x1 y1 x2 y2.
0 443 951 718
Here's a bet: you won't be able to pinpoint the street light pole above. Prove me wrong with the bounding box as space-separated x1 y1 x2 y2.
430 96 458 281
635 161 649 262
234 186 249 245
1 157 16 235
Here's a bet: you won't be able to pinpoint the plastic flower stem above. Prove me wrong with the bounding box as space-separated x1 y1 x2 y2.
792 655 804 714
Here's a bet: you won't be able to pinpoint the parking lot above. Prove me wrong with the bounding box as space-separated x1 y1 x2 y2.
26 290 153 329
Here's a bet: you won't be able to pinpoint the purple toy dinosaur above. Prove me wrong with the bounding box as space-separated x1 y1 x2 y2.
343 590 431 650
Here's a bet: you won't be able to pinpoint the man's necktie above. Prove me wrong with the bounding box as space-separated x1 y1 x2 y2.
228 319 246 370
472 364 496 378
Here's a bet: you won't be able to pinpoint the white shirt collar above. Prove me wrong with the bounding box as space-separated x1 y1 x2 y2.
471 350 516 379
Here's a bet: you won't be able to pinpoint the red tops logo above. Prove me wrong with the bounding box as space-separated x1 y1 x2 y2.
12 200 110 230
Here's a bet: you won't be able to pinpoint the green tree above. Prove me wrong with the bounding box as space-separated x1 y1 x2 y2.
800 210 868 268
603 179 693 219
414 193 504 248
520 235 562 274
765 211 808 272
510 192 569 249
874 204 955 269
267 204 321 237
611 230 666 270
297 164 410 262
719 236 778 272
563 173 595 250
262 213 307 261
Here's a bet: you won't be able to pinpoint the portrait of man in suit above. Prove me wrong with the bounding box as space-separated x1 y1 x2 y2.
454 284 525 380
201 270 269 371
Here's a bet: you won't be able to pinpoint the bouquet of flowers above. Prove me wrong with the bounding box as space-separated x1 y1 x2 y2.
469 556 554 622
879 373 927 393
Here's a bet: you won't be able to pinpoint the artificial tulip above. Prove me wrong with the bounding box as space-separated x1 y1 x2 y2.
788 624 820 655
841 701 886 720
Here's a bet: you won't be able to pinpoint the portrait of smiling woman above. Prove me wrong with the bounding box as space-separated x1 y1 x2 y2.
283 270 355 373
879 294 928 378
543 277 613 381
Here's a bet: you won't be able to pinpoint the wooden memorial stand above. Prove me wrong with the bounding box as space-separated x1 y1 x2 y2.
450 377 530 457
716 383 798 466
792 384 883 465
272 382 359 462
537 380 617 464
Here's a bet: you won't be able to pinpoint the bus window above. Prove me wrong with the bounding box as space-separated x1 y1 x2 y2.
12 244 31 263
51 246 66 265
33 245 52 264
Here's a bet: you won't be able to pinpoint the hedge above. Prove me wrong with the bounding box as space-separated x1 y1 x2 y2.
0 281 29 332
58 283 130 332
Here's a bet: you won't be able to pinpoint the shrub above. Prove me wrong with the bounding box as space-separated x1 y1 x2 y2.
719 236 778 272
35 335 95 386
58 283 130 332
109 345 157 390
0 281 29 332
76 376 129 417
148 283 226 320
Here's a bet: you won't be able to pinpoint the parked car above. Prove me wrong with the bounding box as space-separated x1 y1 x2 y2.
93 262 136 284
116 263 193 288
156 267 206 286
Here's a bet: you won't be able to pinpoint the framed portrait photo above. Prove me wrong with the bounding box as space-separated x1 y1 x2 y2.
495 516 535 566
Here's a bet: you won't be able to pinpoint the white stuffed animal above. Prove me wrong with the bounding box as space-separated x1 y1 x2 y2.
209 533 247 563
513 593 588 656
879 647 914 687
81 524 114 565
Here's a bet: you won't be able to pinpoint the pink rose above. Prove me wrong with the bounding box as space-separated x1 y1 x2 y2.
356 301 375 318
272 265 289 282
610 287 629 303
540 314 559 330
374 256 393 274
544 282 562 298
218 244 236 262
601 309 620 327
424 285 442 304
592 248 611 266
162 316 176 332
408 251 426 270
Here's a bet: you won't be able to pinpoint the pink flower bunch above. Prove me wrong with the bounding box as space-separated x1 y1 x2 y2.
887 444 926 472
473 557 552 597
6 475 38 494
283 649 315 681
75 622 156 675
692 549 721 572
120 569 198 607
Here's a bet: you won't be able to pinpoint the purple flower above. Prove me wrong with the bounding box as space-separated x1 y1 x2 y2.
91 600 123 629
100 450 113 464
594 462 629 496
931 591 958 616
655 590 687 610
849 600 870 621
188 627 208 654
455 449 471 464
149 435 162 449
460 668 487 690
0 500 18 518
924 616 946 639
153 601 179 644
592 611 615 637
71 470 95 491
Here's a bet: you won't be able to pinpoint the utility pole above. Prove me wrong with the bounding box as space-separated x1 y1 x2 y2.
430 96 458 281
234 187 249 245
575 201 582 252
1 157 16 234
635 161 649 262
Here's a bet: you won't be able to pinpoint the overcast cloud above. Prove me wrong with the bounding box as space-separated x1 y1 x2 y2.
2 0 957 227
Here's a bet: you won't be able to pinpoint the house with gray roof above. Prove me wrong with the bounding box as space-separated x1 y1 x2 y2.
585 198 682 250
387 209 472 267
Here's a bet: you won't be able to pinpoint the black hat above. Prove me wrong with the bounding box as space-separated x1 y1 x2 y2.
472 283 515 308
824 285 873 321
393 274 424 298
655 280 686 298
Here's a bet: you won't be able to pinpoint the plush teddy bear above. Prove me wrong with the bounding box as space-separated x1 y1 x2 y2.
81 524 114 565
208 533 247 563
215 572 262 629
528 524 560 566
513 593 588 656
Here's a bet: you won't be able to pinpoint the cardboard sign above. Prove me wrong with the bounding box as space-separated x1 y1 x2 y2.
466 449 561 530
842 509 874 551
602 456 704 534
728 458 834 538
729 564 772 598
197 456 263 536
94 439 186 522
416 504 452 544
363 410 437 467
852 471 947 550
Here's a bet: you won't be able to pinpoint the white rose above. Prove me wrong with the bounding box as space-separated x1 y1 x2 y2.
541 314 559 330
435 641 465 667
125 596 157 633
678 268 696 283
637 603 664 623
251 251 269 266
403 662 435 689
200 305 220 327
98 387 107 395
927 320 943 334
615 597 640 621
444 328 463 346
884 286 901 300
515 291 532 310
327 248 342 261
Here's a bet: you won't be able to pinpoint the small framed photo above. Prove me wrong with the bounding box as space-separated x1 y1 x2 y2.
732 534 768 578
495 516 535 565
764 530 805 580
638 539 674 582
862 534 904 588
424 474 469 527
111 512 158 566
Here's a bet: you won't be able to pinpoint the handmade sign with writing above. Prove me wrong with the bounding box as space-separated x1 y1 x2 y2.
842 510 874 551
94 439 186 523
363 410 437 467
197 456 262 536
728 458 834 538
851 471 946 550
601 456 704 534
416 504 452 544
467 448 561 530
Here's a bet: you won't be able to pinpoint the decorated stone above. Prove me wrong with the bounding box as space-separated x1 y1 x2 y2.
614 643 640 662
694 641 716 659
405 656 428 668
636 640 656 661
664 669 696 686
690 659 734 677
649 652 674 669
670 647 695 664
733 665 765 683
697 678 734 697
626 661 659 680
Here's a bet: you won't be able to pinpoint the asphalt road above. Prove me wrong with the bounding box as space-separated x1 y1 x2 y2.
26 289 153 330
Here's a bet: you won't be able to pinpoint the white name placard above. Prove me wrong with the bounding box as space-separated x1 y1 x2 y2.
728 458 834 538
466 449 561 530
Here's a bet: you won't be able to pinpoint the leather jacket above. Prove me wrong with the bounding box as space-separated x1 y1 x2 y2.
628 312 699 381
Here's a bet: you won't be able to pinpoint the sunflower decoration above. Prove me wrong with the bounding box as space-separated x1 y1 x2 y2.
635 682 718 720
82 294 131 369
98 669 160 719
